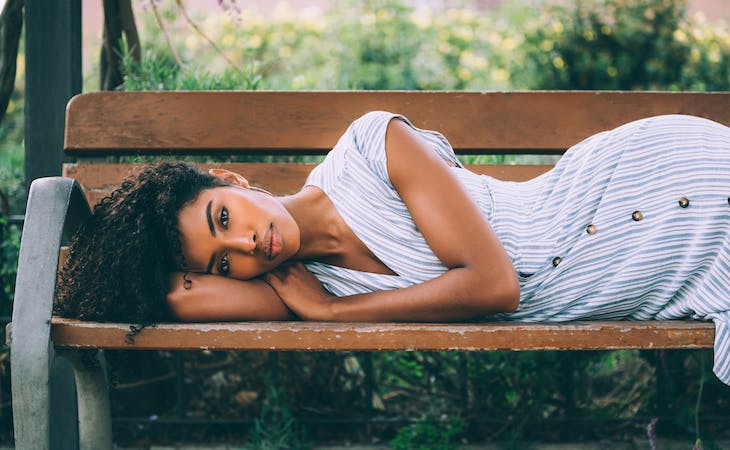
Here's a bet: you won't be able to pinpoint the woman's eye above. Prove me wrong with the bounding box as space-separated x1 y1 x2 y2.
219 253 230 275
220 207 229 228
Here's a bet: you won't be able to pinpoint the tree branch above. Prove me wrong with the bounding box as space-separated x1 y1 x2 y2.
150 0 185 71
101 0 141 90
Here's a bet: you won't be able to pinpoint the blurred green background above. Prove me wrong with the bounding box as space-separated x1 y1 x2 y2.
0 0 729 447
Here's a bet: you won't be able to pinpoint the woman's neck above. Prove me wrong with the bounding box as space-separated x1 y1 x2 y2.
278 187 344 261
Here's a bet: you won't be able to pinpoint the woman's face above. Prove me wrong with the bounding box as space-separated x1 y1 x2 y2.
177 186 300 280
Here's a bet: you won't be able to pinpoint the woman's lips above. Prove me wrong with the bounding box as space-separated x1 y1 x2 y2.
264 223 282 260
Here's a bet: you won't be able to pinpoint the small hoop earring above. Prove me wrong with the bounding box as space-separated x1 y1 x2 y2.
183 272 192 290
249 185 273 196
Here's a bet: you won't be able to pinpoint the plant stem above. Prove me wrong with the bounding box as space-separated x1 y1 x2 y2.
149 0 185 71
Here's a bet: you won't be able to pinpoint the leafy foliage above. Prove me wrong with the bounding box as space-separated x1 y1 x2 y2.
134 0 729 92
513 0 730 90
390 416 464 450
0 218 19 310
120 38 261 91
0 86 24 312
246 384 309 450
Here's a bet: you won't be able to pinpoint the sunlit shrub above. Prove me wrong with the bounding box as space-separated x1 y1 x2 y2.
131 0 727 92
132 0 519 90
512 0 730 90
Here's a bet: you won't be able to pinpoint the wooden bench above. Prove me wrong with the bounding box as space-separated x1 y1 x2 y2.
9 90 729 449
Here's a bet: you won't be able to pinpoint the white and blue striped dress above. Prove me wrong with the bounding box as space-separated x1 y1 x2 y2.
304 111 730 385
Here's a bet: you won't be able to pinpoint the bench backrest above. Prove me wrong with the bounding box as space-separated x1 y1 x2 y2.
64 91 730 205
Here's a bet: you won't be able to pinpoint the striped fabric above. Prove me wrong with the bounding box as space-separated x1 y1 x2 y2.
304 111 730 385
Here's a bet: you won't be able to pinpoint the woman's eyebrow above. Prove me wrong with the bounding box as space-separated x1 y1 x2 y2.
206 254 216 274
206 200 216 237
205 200 217 274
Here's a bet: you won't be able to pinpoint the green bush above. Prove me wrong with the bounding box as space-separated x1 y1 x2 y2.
0 219 20 311
390 416 464 450
0 86 25 212
133 0 729 92
512 0 730 90
0 86 25 312
133 0 518 90
306 0 434 90
120 39 261 91
246 385 309 450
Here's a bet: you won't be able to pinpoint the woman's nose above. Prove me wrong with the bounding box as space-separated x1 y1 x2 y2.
230 231 257 254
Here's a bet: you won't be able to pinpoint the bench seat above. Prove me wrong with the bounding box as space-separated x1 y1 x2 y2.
51 318 714 351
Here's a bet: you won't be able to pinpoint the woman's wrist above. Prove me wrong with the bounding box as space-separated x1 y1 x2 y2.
302 293 336 321
321 296 337 321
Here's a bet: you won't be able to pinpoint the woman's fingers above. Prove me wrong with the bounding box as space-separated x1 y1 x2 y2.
266 263 309 282
263 264 301 293
264 269 282 282
262 263 333 320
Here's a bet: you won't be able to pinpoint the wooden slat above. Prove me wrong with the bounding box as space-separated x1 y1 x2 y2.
63 162 554 206
51 318 714 351
63 162 318 196
64 91 730 155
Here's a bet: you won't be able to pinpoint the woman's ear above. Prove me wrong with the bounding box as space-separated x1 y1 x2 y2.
209 168 250 188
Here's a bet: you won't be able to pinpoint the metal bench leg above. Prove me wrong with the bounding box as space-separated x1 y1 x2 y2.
61 350 112 450
50 355 80 450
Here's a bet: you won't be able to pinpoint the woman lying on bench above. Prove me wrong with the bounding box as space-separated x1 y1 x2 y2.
55 112 730 385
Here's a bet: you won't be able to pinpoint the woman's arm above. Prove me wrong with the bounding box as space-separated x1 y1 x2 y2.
266 118 519 322
167 271 294 321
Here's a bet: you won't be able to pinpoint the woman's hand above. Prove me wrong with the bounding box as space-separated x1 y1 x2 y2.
264 262 335 320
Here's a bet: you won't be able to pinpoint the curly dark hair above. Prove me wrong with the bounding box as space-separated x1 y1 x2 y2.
54 162 226 324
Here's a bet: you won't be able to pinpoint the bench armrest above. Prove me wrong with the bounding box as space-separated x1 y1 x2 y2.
10 177 91 449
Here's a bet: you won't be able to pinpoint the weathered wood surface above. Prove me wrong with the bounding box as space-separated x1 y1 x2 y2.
52 318 714 351
65 91 730 154
63 162 553 205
